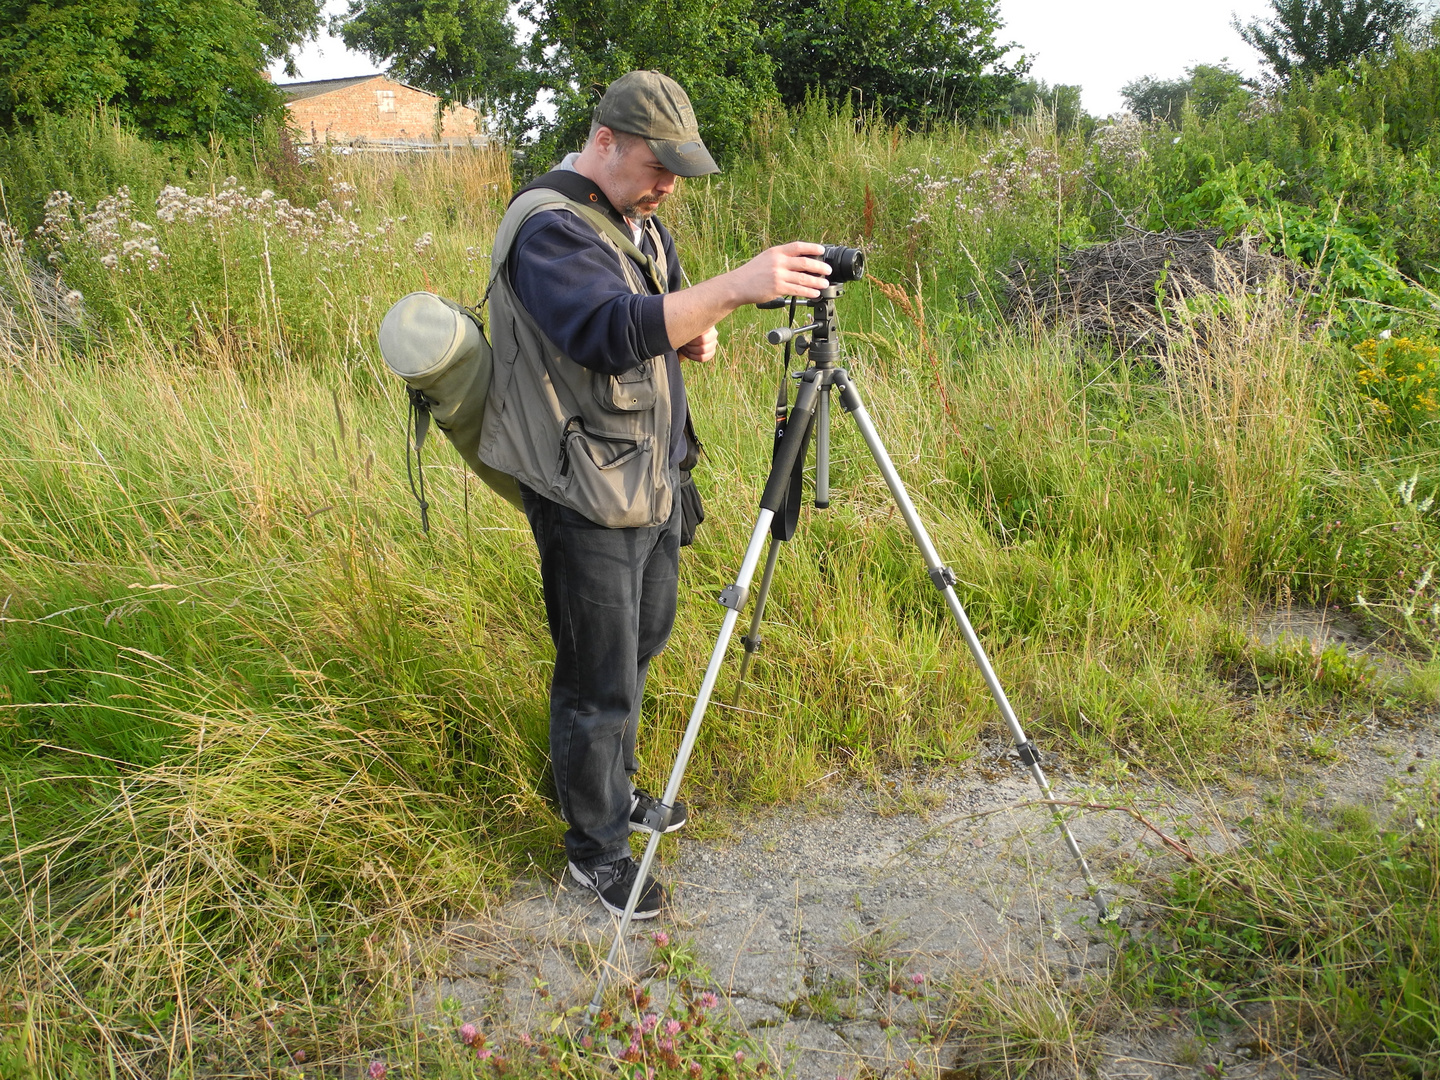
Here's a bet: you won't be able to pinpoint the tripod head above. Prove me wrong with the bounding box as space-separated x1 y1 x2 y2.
759 285 847 367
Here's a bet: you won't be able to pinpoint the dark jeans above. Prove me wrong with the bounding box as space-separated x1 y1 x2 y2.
520 484 681 869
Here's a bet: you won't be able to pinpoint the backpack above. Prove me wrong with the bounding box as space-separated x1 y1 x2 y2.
379 291 523 529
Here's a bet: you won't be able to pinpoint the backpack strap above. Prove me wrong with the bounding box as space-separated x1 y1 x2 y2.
487 186 667 298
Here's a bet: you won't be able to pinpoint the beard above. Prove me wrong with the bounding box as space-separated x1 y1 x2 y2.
620 194 664 220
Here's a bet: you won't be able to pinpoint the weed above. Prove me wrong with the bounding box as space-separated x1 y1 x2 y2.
944 963 1102 1079
1133 770 1440 1076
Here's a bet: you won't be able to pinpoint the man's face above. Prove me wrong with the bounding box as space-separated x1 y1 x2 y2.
599 132 678 221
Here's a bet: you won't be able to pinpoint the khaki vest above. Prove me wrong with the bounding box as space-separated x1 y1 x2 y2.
478 189 676 528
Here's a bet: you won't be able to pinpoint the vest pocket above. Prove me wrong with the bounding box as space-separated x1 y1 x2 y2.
554 418 658 526
594 361 658 412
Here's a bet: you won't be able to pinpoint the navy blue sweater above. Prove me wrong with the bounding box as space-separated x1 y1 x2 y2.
509 176 688 467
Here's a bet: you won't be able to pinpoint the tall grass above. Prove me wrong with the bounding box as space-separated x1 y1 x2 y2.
1 108 1437 1074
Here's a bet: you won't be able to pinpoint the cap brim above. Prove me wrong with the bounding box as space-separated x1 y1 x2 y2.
648 137 720 177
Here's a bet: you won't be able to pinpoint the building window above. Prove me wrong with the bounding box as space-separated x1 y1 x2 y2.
376 90 395 113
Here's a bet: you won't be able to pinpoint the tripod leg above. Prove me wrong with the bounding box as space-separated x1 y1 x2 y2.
586 509 779 1024
832 371 1109 919
731 536 782 706
586 380 829 1027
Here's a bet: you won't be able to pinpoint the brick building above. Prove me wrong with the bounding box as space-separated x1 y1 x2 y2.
279 75 487 149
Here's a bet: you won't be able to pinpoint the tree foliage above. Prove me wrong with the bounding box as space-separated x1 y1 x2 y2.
1001 78 1086 133
1235 0 1419 81
336 0 525 122
516 0 777 169
0 0 284 138
256 0 326 76
1121 63 1249 124
337 0 1025 166
756 0 1026 125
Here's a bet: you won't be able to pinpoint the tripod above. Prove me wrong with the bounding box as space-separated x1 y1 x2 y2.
584 285 1108 1023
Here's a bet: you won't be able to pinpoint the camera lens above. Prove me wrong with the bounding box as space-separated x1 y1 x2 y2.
821 245 865 284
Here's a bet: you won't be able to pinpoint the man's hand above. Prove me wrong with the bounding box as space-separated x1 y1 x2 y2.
663 241 830 351
726 242 832 306
678 326 718 363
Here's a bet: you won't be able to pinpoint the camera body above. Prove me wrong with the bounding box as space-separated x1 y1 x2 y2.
821 245 865 284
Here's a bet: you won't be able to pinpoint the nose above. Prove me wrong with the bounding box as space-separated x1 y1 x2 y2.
655 171 678 195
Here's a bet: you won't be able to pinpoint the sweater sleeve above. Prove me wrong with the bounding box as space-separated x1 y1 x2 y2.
509 211 671 375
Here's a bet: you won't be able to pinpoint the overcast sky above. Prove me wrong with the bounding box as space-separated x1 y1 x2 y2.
270 1 1280 118
1000 0 1275 114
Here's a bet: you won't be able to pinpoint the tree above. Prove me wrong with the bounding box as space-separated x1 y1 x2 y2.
336 0 526 128
518 0 777 168
756 0 1027 125
0 0 283 138
1187 62 1250 115
1235 0 1419 81
1000 78 1086 133
336 0 1027 161
1121 62 1249 123
257 0 326 76
1120 74 1190 123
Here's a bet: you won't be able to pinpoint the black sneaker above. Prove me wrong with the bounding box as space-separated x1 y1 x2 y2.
630 789 688 833
568 857 666 919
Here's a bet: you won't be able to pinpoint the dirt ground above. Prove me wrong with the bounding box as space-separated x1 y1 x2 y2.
415 611 1437 1079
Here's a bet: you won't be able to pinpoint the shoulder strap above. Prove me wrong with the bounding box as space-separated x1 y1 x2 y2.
488 187 667 297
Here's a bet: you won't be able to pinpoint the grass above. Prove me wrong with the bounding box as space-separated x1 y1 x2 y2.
1118 768 1440 1078
0 106 1438 1075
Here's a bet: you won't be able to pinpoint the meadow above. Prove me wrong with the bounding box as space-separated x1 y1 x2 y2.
1 97 1437 1077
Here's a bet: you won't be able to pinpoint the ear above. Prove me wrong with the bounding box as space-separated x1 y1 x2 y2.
593 125 618 154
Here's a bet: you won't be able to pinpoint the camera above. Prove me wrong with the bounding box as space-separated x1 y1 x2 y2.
821 245 865 284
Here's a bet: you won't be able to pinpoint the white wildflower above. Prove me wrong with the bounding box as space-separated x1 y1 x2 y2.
1398 471 1419 504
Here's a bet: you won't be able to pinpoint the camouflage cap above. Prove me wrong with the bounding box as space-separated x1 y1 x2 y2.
593 70 720 177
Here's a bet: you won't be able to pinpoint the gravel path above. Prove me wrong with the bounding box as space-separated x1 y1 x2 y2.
417 613 1436 1079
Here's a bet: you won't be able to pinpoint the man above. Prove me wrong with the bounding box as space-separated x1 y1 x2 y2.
479 71 830 919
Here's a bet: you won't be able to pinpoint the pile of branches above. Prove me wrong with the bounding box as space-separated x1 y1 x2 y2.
1004 229 1309 354
1 253 87 364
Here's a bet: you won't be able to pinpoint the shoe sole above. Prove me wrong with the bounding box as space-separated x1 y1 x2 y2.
568 864 664 920
629 818 685 834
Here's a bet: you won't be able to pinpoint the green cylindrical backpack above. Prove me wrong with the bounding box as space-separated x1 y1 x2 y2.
378 291 524 526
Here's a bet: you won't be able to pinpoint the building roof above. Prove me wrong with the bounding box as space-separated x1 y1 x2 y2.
277 75 388 102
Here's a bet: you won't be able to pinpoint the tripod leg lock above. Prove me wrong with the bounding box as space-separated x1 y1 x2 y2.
638 801 675 832
718 584 749 612
927 566 958 592
1015 740 1042 767
740 633 763 654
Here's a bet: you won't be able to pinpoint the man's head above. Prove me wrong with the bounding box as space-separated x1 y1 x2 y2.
575 71 718 222
590 71 719 180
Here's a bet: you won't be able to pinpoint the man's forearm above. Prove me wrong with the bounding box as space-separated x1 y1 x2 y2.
661 274 746 349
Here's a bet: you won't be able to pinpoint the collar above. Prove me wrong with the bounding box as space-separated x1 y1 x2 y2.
513 168 630 232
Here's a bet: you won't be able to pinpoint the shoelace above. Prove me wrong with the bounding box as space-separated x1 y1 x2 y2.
603 858 638 890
